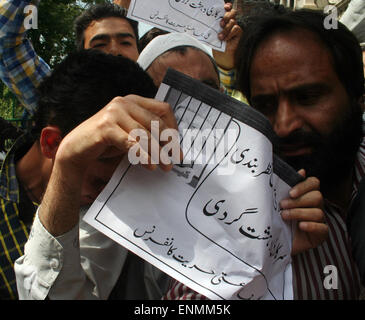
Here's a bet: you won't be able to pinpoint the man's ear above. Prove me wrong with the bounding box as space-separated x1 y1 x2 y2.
40 126 62 159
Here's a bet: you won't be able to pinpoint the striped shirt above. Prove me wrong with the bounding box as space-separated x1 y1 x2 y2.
163 118 365 300
0 0 51 115
291 200 361 299
0 134 37 299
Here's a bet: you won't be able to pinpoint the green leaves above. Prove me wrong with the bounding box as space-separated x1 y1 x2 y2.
28 0 112 67
0 0 111 122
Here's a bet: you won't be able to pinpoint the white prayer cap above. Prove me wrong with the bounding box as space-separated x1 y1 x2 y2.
137 32 213 71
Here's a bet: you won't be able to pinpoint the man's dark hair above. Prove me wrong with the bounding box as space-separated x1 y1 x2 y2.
235 9 364 104
32 50 156 138
74 3 139 51
138 27 169 52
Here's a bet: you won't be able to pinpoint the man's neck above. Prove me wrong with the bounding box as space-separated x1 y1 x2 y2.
15 142 50 203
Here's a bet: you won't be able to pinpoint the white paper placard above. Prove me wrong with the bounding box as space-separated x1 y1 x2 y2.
83 70 301 300
127 0 226 51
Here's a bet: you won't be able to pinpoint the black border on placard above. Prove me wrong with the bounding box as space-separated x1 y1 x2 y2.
162 68 303 187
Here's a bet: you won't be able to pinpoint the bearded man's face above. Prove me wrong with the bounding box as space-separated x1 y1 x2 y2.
249 29 363 187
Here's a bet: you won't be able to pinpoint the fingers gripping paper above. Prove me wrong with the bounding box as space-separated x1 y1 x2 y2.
83 69 302 300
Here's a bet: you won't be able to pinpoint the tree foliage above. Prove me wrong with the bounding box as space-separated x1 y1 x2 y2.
0 0 112 122
29 0 111 67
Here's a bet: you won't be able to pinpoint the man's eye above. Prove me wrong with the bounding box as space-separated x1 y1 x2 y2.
295 90 324 106
92 43 106 48
251 98 277 115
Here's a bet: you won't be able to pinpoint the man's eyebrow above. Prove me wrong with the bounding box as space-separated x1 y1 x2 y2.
252 82 331 99
287 82 331 94
89 32 136 44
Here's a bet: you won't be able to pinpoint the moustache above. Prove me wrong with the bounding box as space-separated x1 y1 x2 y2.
275 129 322 152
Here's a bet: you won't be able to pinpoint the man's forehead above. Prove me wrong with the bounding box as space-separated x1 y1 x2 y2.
147 47 219 89
253 29 332 67
162 47 213 64
163 49 219 84
250 29 337 93
85 16 136 39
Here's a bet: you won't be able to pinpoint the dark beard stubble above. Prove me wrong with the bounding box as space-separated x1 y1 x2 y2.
276 102 363 194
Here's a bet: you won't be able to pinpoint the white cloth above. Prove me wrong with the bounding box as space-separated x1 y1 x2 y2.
138 22 153 38
15 207 128 300
137 32 212 70
15 205 170 300
340 0 365 43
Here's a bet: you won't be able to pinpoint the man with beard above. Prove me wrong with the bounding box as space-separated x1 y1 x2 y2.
235 9 364 300
164 10 365 300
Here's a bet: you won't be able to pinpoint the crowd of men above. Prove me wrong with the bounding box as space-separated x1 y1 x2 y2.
0 0 364 300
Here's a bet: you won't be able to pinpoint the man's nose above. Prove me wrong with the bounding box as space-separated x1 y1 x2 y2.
273 99 303 138
108 40 120 56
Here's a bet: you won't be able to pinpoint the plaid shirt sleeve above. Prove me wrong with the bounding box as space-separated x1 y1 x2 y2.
0 0 51 116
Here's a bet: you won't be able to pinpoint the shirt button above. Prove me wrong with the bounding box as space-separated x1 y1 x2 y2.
50 258 59 270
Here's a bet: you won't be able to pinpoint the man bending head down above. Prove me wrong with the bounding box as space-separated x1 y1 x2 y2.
15 49 179 300
31 50 158 207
